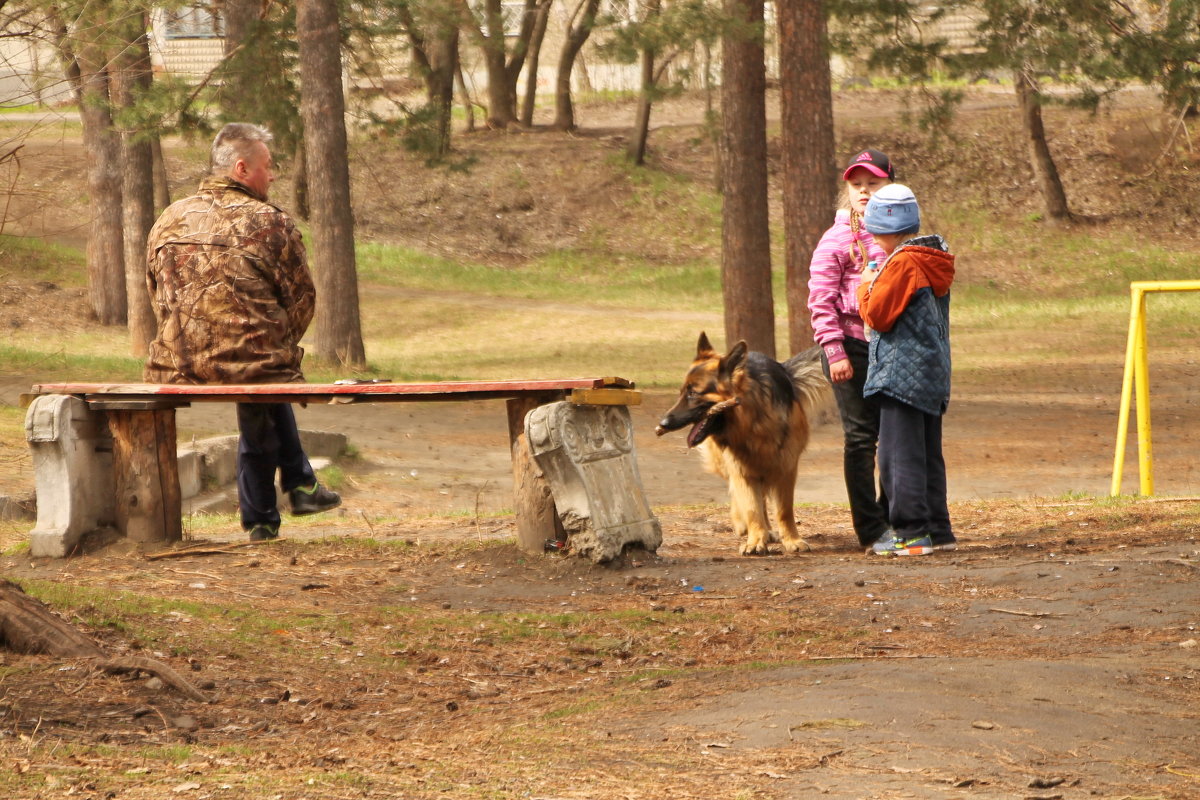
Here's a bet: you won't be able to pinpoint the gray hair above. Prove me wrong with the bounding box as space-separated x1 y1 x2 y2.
210 123 274 173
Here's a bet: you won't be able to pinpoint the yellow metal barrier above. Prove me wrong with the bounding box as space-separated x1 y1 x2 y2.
1111 280 1200 496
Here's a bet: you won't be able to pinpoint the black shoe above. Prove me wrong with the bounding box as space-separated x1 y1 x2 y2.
289 482 341 516
248 524 279 541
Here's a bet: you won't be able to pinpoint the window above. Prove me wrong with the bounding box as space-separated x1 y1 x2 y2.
162 5 223 40
499 0 528 37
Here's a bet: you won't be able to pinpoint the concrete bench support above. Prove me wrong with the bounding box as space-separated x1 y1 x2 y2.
25 395 115 558
525 401 661 563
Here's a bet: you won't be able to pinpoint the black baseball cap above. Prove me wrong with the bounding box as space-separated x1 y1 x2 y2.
842 149 895 181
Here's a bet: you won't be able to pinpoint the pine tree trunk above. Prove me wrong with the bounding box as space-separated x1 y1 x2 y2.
720 0 774 357
778 0 835 355
456 62 476 132
1016 70 1071 222
150 135 170 211
221 0 259 121
429 25 459 156
480 0 515 128
223 0 257 54
502 0 540 122
76 28 126 326
293 139 310 221
626 0 661 163
114 10 156 356
520 0 552 126
628 48 654 165
552 0 601 131
297 0 366 367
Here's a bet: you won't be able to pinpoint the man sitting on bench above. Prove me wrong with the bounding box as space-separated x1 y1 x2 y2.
144 122 340 541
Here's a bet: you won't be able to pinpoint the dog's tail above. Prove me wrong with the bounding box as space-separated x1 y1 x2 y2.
782 345 832 415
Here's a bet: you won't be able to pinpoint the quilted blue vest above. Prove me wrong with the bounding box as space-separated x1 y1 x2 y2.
864 285 951 416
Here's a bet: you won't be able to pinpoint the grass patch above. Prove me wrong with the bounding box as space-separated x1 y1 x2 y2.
0 343 143 382
0 234 85 286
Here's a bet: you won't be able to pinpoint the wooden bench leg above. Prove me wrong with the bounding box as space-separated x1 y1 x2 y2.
107 409 182 544
507 395 562 555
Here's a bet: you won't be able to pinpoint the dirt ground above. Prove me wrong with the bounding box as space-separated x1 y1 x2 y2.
3 352 1200 799
1 89 1200 798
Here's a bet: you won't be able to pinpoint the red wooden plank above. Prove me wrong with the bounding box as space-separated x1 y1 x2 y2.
29 377 633 400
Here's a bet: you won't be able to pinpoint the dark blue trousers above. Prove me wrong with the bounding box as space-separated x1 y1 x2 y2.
236 403 317 530
877 394 951 542
823 336 890 546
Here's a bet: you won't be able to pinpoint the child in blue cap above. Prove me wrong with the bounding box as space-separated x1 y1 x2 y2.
856 184 957 556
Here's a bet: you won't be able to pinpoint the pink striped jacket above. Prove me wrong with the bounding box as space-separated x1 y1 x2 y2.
806 209 887 364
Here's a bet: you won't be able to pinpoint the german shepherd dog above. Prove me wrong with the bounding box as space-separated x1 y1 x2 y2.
656 333 829 555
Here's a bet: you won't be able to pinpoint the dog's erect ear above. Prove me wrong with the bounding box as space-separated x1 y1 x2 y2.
718 340 748 381
696 331 717 358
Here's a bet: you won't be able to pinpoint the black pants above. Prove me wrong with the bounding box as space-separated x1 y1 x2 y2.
877 395 951 542
822 337 889 546
236 403 317 530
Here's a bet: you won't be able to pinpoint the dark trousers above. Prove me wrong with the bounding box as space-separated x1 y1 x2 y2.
236 403 317 530
823 337 889 546
877 395 951 542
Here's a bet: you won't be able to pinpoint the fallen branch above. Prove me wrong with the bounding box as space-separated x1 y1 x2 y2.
95 657 212 704
147 540 279 560
0 581 212 703
989 608 1064 618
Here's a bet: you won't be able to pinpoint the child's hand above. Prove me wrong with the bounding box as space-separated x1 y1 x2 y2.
829 359 854 384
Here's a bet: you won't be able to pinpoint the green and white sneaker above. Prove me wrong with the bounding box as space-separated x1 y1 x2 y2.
871 530 934 557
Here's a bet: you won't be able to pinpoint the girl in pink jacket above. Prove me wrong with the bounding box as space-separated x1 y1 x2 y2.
806 148 894 549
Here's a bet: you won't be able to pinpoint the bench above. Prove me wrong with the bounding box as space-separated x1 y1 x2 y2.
23 379 662 561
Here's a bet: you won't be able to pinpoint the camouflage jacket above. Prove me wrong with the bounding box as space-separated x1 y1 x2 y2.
144 177 315 385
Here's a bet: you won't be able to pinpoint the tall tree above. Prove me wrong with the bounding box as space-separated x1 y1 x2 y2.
720 0 773 356
602 0 721 164
217 0 308 217
68 4 126 325
551 0 601 131
112 6 156 354
458 0 539 128
1013 67 1069 220
777 0 836 355
627 0 661 163
520 0 553 126
297 0 366 367
403 1 461 155
834 0 1129 222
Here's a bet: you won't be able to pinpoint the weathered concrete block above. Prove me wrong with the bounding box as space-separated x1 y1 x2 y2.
177 448 202 500
25 395 115 558
0 493 34 521
525 402 661 563
298 430 348 460
192 434 239 488
187 429 346 492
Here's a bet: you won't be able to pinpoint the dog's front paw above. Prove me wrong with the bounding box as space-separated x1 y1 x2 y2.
740 538 770 556
781 537 811 554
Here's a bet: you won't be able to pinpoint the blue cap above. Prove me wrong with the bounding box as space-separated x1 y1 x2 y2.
863 183 920 235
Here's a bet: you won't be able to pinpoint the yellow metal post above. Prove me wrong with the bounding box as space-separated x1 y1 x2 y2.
1133 290 1153 495
1111 280 1200 496
1110 288 1140 496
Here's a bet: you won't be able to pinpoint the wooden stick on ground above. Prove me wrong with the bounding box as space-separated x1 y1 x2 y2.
146 540 283 560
